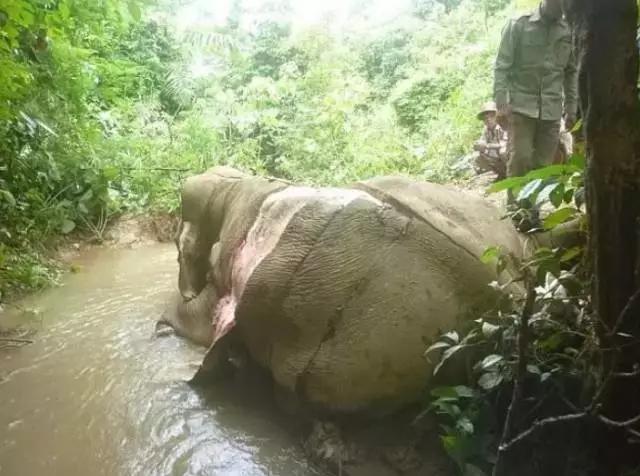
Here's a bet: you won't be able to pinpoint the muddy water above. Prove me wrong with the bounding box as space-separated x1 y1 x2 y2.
0 244 322 476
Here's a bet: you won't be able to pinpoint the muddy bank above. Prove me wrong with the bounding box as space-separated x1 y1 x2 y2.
0 212 179 333
299 411 453 476
54 212 179 263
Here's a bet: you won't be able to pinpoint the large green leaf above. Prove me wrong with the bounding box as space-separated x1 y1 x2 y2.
525 164 581 179
432 385 475 399
488 164 581 194
425 341 452 356
517 178 543 202
434 344 466 376
543 207 580 230
481 321 500 337
487 176 529 193
478 371 503 390
456 417 474 435
536 182 561 206
443 331 460 344
476 354 503 371
480 246 501 264
560 246 583 262
549 182 565 207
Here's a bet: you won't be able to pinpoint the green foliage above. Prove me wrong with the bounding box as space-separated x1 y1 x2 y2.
0 0 168 298
360 28 412 95
392 71 464 132
425 385 493 475
426 158 590 473
489 151 586 231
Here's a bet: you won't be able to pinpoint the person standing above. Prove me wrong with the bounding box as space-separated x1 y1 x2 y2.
493 0 578 210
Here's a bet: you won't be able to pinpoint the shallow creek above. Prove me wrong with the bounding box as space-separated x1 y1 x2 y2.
0 244 323 476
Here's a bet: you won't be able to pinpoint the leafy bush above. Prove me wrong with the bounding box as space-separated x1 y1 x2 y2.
0 0 172 298
423 157 590 475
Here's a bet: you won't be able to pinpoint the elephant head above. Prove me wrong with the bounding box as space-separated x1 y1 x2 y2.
159 281 220 346
176 166 247 300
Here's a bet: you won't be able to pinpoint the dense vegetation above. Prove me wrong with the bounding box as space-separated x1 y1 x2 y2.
2 2 639 475
0 0 529 299
424 157 591 475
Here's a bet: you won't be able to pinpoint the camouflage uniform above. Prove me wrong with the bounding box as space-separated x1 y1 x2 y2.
474 124 508 179
494 5 578 178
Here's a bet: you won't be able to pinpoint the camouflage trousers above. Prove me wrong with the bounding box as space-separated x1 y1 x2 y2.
507 113 561 177
474 152 507 180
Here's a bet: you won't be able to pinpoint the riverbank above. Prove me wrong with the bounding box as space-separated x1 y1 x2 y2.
0 211 179 352
0 212 179 306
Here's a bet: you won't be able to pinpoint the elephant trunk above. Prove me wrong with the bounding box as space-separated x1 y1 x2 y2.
177 220 213 300
159 282 219 347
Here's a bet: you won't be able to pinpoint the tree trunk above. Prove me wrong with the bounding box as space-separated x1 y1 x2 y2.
573 0 640 472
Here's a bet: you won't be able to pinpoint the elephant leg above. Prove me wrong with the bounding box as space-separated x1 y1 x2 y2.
189 329 243 385
273 382 305 417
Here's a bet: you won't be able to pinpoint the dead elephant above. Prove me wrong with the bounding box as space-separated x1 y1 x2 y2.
159 166 531 415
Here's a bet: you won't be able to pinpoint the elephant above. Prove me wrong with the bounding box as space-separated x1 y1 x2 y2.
159 166 578 415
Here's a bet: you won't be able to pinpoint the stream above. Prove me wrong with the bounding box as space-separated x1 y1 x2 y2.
0 244 323 476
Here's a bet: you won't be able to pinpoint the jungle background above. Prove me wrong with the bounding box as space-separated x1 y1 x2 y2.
2 2 640 476
0 0 539 299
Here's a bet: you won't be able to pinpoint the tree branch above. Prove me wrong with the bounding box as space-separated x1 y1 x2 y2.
499 412 588 453
492 275 536 476
492 290 640 463
613 368 640 379
599 413 640 429
608 288 640 338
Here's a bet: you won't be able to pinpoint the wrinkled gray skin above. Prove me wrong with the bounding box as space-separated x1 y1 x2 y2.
160 166 576 415
159 243 221 346
176 167 287 301
159 283 217 346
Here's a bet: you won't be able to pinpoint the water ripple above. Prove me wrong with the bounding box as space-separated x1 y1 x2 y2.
0 244 321 476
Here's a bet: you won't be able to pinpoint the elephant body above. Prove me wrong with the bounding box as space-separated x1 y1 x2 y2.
163 167 524 414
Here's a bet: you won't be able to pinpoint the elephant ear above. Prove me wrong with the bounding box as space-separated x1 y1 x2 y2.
180 167 244 224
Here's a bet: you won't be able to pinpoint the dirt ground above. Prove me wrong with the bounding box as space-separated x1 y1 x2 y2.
452 170 507 209
302 412 455 476
54 212 179 266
